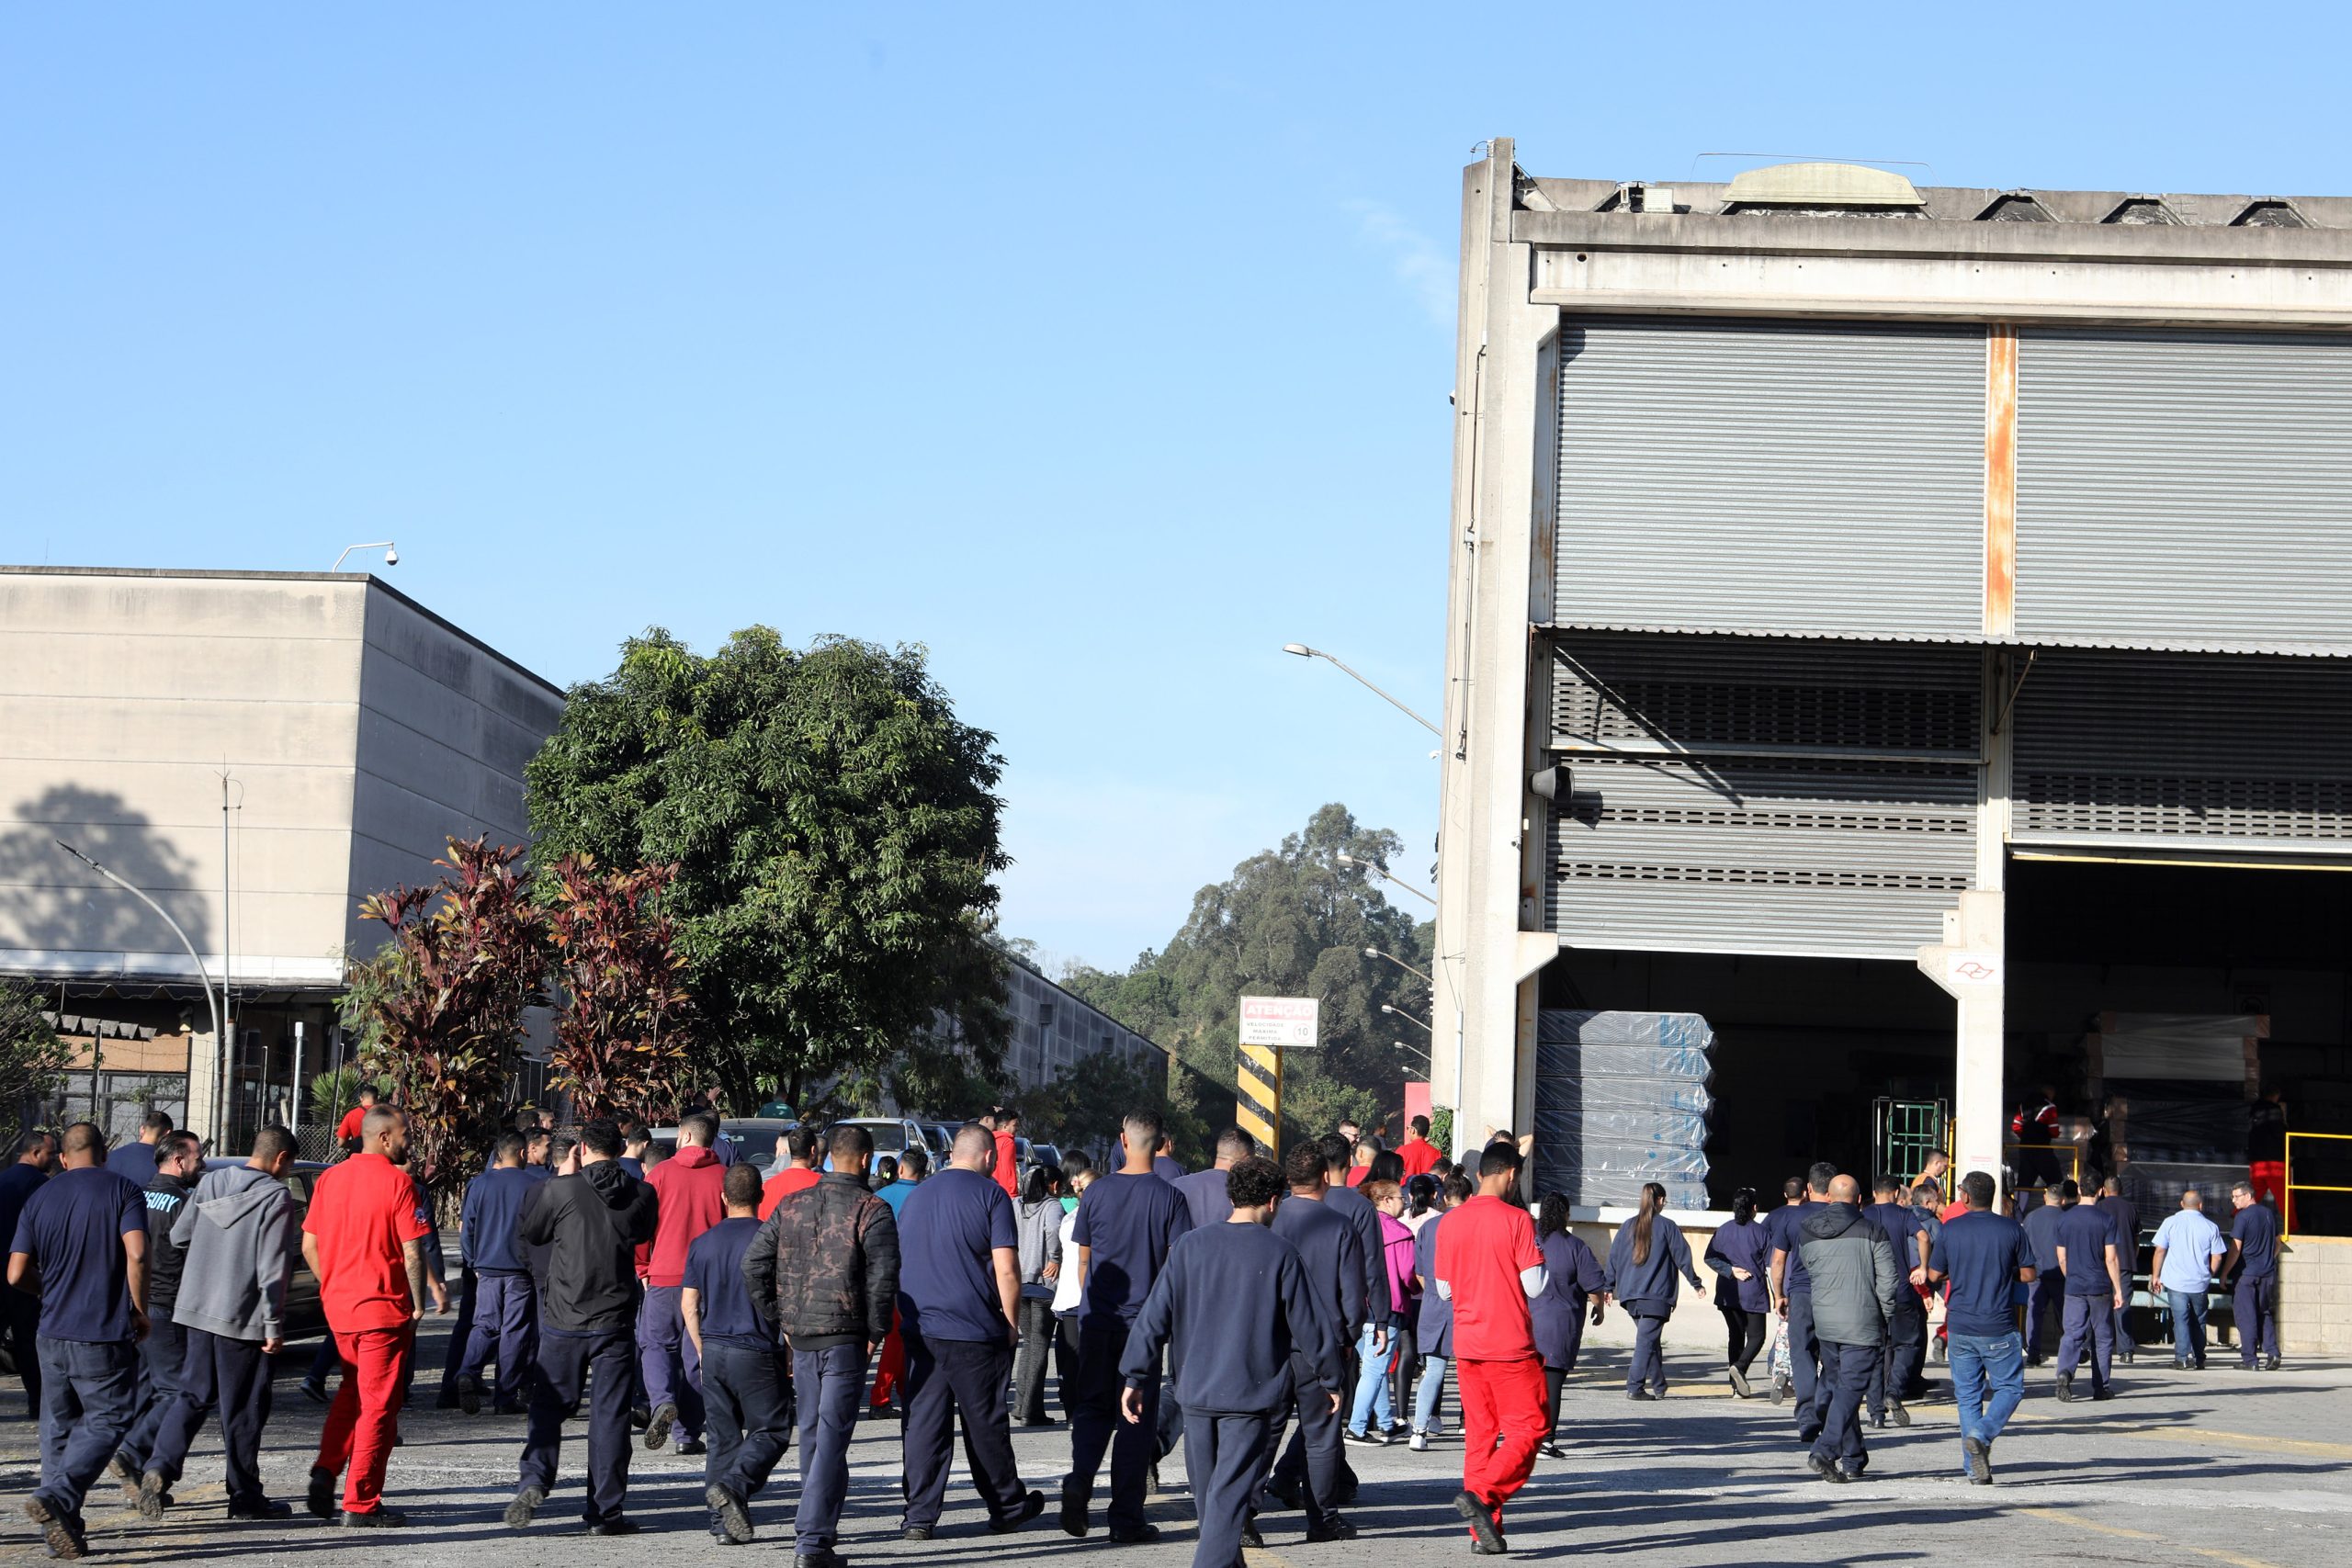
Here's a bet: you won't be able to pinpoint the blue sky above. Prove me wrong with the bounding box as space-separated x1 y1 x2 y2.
7 3 2347 972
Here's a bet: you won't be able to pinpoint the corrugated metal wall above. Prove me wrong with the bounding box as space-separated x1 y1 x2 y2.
1555 317 1984 640
1546 633 1980 959
2012 649 2352 851
2016 329 2352 649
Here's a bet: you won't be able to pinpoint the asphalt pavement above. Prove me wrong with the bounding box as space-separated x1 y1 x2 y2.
1 1315 2346 1566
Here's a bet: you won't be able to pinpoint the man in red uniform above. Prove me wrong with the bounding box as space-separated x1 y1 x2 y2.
759 1126 823 1221
302 1106 445 1526
990 1110 1022 1201
334 1088 377 1150
1432 1144 1548 1553
640 1110 727 1453
1396 1116 1442 1180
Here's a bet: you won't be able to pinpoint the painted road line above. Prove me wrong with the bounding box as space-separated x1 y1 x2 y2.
2113 1426 2352 1461
2018 1506 2281 1568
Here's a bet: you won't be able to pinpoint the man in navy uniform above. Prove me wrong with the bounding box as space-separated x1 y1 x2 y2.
686 1162 792 1544
1120 1156 1343 1568
2225 1181 2281 1371
1263 1140 1366 1540
2052 1179 2124 1401
454 1134 540 1415
1767 1162 1833 1442
1860 1174 1932 1428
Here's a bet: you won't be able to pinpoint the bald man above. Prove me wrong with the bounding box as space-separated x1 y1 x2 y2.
2150 1190 2227 1370
1792 1176 1898 1483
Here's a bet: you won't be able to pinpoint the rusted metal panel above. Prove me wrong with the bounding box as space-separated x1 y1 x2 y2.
1984 325 2018 636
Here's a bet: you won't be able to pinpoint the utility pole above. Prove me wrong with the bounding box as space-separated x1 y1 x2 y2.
51 840 221 1131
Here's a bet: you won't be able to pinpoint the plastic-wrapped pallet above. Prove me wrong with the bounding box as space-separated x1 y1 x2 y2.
1534 1010 1713 1210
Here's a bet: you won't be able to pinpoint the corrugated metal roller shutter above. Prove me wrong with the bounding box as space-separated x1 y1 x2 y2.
1547 633 1980 959
1556 318 1984 640
2012 648 2352 852
2016 329 2352 650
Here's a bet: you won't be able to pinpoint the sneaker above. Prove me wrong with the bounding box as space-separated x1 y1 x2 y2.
503 1483 545 1529
1305 1517 1358 1543
1453 1491 1503 1554
1409 1429 1430 1452
707 1482 752 1544
343 1506 407 1528
2055 1376 2077 1403
1058 1478 1090 1539
226 1498 293 1520
1832 1461 1863 1483
306 1468 340 1521
2264 1356 2282 1371
1728 1366 1752 1398
23 1496 85 1561
902 1525 934 1541
136 1471 170 1521
1239 1524 1265 1550
643 1402 678 1451
989 1490 1046 1534
455 1372 482 1416
1626 1388 1655 1402
1805 1453 1835 1480
1887 1401 1912 1427
106 1455 137 1488
1538 1441 1566 1461
1771 1372 1789 1406
1342 1428 1380 1447
1962 1435 1993 1484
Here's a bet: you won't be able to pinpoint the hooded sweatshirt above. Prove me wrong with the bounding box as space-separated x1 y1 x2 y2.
640 1143 724 1287
1795 1201 1900 1348
520 1157 661 1333
168 1165 300 1342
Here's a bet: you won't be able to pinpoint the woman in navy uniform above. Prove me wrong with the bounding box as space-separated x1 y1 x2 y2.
1530 1193 1606 1457
1601 1183 1704 1401
1704 1188 1773 1397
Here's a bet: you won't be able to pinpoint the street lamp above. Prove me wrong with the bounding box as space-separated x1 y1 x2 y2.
1338 852 1436 907
53 839 224 1137
1281 644 1440 736
330 541 399 572
1382 1002 1433 1033
1364 946 1433 985
1394 1037 1433 1066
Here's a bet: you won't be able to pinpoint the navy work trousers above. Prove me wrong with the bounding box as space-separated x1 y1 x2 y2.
903 1334 1025 1530
1185 1409 1272 1568
793 1342 865 1552
1868 1300 1927 1416
519 1325 636 1528
147 1327 274 1506
1263 1350 1344 1528
1810 1339 1875 1472
702 1340 791 1502
1068 1322 1156 1533
2026 1271 2065 1359
117 1304 187 1471
636 1284 704 1441
34 1337 140 1529
2057 1293 2115 1391
1625 1312 1668 1396
2233 1272 2278 1366
459 1270 537 1408
1784 1291 1826 1438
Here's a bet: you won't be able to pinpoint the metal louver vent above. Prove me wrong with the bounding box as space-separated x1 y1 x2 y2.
2013 648 2352 850
1546 633 1981 958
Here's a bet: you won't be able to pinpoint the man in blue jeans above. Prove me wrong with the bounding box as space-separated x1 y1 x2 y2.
1937 1170 2035 1485
6 1122 151 1559
2149 1190 2227 1370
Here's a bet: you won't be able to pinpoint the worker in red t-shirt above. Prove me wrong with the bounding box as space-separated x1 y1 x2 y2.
989 1107 1023 1199
639 1110 727 1452
334 1088 377 1149
759 1125 823 1219
302 1105 447 1523
1396 1115 1442 1179
1432 1143 1550 1553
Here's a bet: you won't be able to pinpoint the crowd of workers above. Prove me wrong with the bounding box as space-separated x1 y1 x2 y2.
0 1098 2295 1563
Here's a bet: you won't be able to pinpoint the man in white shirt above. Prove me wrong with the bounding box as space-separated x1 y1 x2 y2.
2148 1190 2227 1371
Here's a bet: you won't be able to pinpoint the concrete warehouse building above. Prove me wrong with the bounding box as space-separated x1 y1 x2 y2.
0 567 565 1148
1434 144 2352 1347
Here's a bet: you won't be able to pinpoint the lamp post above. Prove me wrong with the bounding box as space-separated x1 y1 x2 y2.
330 541 399 572
1338 852 1436 907
53 839 223 1138
1383 1002 1433 1033
1364 946 1433 985
1281 644 1440 736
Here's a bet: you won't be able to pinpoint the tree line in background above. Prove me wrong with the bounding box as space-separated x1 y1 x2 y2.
1057 803 1438 1158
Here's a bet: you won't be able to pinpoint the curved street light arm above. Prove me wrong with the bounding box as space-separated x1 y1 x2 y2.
54 839 225 1130
1283 645 1442 736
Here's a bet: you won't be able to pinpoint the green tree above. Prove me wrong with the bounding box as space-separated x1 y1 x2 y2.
525 627 1012 1112
1059 804 1435 1158
1012 1045 1204 1165
0 979 72 1124
543 854 697 1121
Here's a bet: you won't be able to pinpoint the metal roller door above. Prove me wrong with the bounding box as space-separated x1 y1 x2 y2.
2015 329 2352 651
1556 317 1984 640
2011 648 2352 852
1546 633 1981 959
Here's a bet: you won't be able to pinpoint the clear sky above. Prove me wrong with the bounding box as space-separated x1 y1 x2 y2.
7 4 2347 972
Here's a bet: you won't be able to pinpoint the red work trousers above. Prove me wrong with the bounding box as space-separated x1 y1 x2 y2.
870 1310 904 1408
1456 1355 1547 1531
314 1324 413 1513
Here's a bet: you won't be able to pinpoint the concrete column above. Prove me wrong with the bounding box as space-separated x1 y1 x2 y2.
1920 890 2007 1196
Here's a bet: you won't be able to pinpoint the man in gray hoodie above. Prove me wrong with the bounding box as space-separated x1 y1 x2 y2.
140 1126 301 1520
1794 1175 1899 1484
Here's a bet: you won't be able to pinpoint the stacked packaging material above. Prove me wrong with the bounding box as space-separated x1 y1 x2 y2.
1533 1010 1713 1210
2089 1012 2267 1215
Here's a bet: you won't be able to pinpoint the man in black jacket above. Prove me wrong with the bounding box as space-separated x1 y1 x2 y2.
503 1119 660 1536
744 1122 900 1568
112 1130 203 1502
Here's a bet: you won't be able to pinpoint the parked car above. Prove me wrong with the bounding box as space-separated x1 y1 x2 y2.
822 1117 936 1170
1029 1142 1064 1171
646 1117 799 1174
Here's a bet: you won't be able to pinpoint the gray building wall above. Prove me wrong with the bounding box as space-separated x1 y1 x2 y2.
1001 960 1167 1097
0 568 563 993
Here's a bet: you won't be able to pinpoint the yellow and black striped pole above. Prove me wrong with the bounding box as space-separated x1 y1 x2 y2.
1238 1042 1281 1157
